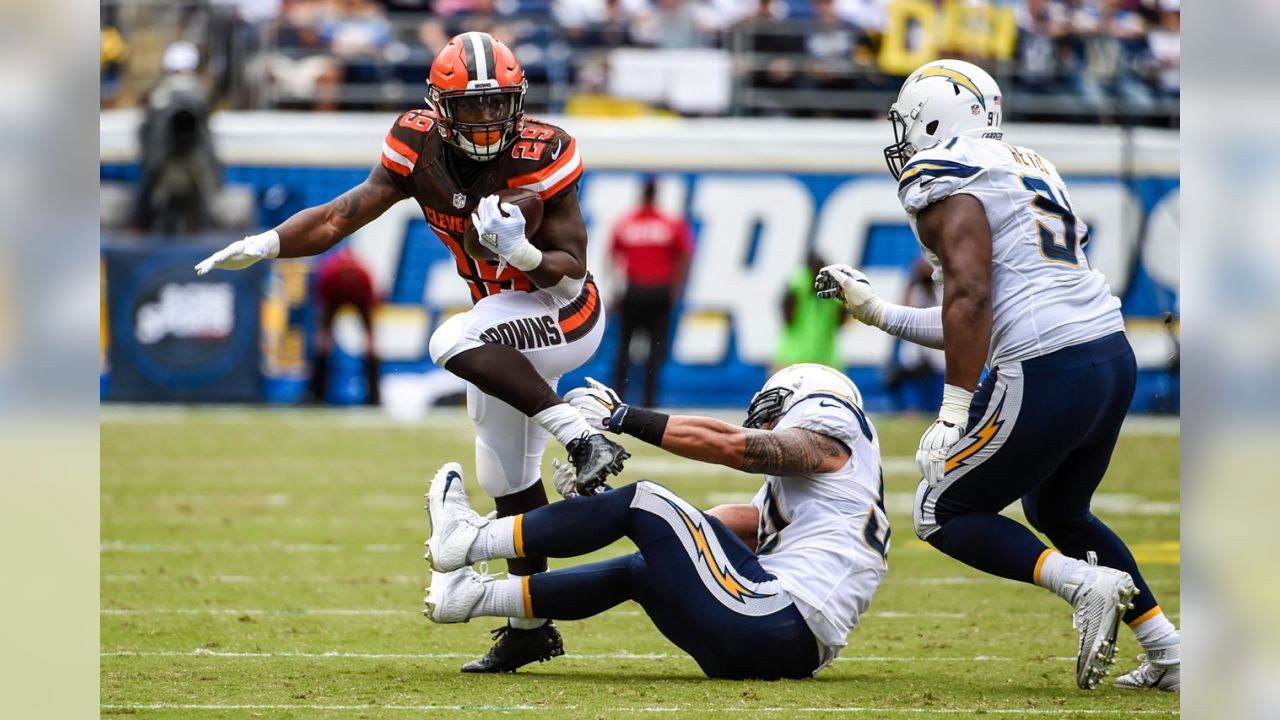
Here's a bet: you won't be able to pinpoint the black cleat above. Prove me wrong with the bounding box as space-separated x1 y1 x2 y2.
461 621 565 673
566 433 630 495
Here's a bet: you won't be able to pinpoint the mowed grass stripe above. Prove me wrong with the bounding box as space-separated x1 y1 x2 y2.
101 702 1179 715
105 649 1082 662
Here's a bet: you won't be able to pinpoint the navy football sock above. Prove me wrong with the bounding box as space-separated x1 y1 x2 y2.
528 555 642 620
927 512 1048 583
520 483 639 558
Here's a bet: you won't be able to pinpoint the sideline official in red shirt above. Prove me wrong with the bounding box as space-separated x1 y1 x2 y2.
608 176 693 406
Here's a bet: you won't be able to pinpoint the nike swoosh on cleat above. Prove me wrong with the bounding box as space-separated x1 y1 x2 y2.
443 470 460 495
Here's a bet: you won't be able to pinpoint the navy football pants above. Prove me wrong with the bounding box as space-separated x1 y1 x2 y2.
519 482 819 679
914 332 1160 623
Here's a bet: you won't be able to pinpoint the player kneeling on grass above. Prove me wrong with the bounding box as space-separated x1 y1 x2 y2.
422 364 889 678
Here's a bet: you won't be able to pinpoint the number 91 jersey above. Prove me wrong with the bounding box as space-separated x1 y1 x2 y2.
896 136 1125 368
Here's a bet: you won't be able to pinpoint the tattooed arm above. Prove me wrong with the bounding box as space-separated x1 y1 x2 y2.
274 165 408 258
656 415 850 475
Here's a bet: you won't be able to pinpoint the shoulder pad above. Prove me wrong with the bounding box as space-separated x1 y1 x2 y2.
776 393 868 451
380 109 437 177
505 120 582 200
897 139 987 214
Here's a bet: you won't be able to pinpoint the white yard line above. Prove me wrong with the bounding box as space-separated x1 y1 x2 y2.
103 649 1077 663
100 702 1178 715
100 541 413 554
100 573 1177 589
100 608 970 619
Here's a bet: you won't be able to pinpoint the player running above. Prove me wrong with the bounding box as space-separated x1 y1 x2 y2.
421 364 889 678
816 59 1179 691
195 31 629 672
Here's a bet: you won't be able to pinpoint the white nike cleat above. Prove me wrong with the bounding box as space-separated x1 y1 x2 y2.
1115 647 1180 691
423 462 489 572
423 565 493 623
1064 551 1139 690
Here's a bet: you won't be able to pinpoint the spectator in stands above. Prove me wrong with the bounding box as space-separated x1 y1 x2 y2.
311 246 382 406
886 259 945 412
260 0 345 110
1014 0 1073 102
1146 2 1179 100
322 0 393 107
803 0 874 105
775 251 845 372
101 24 130 108
131 41 224 235
631 0 723 49
730 0 805 117
833 0 888 36
1073 0 1154 120
556 0 647 49
609 176 694 407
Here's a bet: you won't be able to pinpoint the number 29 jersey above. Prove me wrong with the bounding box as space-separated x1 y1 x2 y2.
378 109 584 305
896 136 1125 368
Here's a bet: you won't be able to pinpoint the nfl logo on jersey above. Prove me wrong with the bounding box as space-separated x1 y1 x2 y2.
452 192 467 209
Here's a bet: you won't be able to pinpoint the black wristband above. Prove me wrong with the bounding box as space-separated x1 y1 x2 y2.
616 406 670 447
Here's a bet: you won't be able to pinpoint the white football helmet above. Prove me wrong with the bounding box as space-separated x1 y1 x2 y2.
744 363 863 429
883 59 1004 179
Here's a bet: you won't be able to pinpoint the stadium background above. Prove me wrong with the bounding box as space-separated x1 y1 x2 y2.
98 3 1181 717
98 0 1180 412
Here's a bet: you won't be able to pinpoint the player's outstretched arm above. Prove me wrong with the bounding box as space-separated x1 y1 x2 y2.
814 264 945 349
913 193 993 487
195 165 406 274
564 378 849 475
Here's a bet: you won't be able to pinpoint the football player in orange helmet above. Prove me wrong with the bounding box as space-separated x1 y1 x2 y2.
196 31 629 672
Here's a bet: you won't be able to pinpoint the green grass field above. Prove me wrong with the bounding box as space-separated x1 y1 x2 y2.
101 406 1180 719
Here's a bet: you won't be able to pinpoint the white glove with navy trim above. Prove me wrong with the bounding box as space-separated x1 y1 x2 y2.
471 195 542 273
814 264 886 326
916 384 974 488
563 377 625 433
194 231 280 275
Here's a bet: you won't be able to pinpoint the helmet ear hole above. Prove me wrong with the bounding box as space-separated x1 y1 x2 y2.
926 120 939 135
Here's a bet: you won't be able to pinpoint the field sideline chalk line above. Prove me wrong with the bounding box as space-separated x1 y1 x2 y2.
100 702 1177 715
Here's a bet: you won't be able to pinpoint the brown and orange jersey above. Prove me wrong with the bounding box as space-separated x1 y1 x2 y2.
378 109 583 304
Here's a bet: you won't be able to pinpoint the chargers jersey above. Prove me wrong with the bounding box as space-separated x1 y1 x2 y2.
378 110 584 304
896 136 1125 367
750 394 889 670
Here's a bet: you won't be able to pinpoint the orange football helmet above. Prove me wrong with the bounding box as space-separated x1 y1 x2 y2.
427 32 528 161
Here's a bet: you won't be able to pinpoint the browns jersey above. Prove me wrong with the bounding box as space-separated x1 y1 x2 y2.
378 109 584 304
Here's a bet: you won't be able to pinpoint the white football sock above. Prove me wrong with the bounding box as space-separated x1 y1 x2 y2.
466 516 517 564
1130 611 1179 658
506 575 544 629
473 576 527 619
533 403 599 448
1034 549 1086 602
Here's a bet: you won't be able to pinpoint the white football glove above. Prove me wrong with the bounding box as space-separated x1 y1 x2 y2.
551 459 580 499
194 230 280 275
915 384 975 488
471 195 542 274
814 264 886 326
562 377 625 433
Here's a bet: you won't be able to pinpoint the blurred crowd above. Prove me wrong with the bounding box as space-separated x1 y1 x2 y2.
101 0 1179 123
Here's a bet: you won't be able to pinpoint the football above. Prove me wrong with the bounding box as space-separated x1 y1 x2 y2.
463 187 545 262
